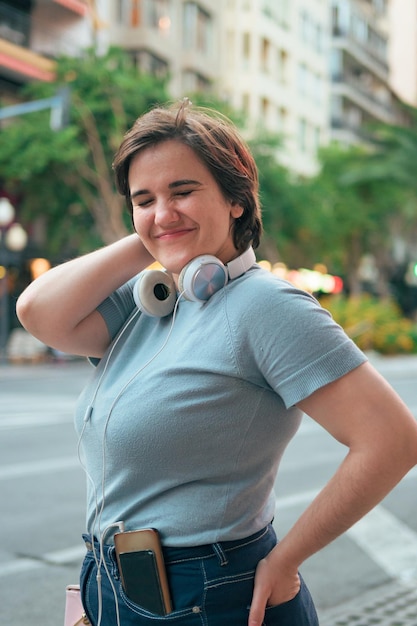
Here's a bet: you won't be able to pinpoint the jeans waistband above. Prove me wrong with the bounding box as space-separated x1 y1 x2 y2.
83 523 272 567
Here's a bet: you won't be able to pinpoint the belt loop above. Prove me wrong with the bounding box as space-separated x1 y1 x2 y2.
212 542 228 566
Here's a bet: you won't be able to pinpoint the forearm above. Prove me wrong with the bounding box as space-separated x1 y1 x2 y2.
271 445 411 572
249 442 416 626
16 234 153 354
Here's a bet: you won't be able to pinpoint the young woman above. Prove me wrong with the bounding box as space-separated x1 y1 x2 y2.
17 101 417 626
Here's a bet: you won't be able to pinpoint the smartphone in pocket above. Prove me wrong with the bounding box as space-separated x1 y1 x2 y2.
114 528 172 615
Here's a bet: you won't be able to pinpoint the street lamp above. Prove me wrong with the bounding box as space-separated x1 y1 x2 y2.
0 197 28 363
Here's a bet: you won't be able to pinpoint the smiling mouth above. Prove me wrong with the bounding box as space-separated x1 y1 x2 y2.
156 228 194 239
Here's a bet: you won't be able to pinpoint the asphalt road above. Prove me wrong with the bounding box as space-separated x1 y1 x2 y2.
1 354 416 625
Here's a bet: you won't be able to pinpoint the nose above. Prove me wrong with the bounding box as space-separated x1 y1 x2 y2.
154 200 179 226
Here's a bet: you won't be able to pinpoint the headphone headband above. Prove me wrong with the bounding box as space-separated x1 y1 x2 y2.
226 247 257 280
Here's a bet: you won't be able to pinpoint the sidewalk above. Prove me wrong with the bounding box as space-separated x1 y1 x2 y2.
319 580 417 626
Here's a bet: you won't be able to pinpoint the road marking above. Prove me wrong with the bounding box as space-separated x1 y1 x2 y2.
0 413 74 430
275 468 417 583
0 545 86 578
347 506 417 582
0 456 81 480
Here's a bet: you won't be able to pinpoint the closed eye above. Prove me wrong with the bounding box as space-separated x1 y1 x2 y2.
133 197 153 208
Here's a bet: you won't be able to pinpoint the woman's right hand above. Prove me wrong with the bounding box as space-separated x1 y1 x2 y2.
16 234 154 358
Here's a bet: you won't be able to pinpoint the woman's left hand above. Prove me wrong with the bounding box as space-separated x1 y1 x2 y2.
248 547 300 626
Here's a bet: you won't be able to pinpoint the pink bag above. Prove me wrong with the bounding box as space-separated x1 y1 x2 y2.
64 585 90 626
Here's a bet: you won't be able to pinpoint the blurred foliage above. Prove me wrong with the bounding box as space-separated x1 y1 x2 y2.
0 47 169 259
321 294 417 354
301 143 413 294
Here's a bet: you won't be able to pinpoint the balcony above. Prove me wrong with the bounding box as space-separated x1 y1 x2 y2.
50 0 88 16
0 3 56 83
331 72 397 124
0 38 55 82
0 0 89 86
332 27 388 81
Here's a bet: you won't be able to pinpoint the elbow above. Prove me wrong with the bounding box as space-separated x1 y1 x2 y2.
16 289 40 335
16 291 29 327
398 421 417 477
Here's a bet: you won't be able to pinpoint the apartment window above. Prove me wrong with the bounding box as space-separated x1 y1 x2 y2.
131 49 169 77
242 32 251 69
351 14 367 44
300 10 309 44
298 118 307 152
144 0 171 30
182 69 211 93
183 3 212 54
330 49 343 80
116 0 170 30
226 31 235 69
117 0 141 26
312 72 322 104
300 10 324 54
315 24 323 54
277 49 288 83
276 0 290 27
313 126 321 153
242 93 250 117
262 0 274 19
261 97 270 124
297 63 308 96
260 38 271 74
277 106 287 135
373 0 386 13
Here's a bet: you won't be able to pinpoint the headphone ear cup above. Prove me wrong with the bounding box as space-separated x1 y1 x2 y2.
179 255 228 302
133 270 177 317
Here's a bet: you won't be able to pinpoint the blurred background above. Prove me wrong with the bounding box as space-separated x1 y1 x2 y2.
1 0 417 361
1 3 417 625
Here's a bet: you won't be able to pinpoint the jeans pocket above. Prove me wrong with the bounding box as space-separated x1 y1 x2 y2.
118 557 206 622
205 569 256 624
263 577 319 626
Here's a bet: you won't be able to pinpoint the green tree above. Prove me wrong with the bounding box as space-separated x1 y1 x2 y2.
0 47 168 259
342 108 417 285
249 134 313 266
304 143 409 294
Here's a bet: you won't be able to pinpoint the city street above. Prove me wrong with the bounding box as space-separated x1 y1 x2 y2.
1 354 417 625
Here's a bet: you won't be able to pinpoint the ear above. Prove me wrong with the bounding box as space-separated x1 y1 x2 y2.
230 202 244 219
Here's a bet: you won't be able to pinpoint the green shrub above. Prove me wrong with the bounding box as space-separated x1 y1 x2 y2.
319 294 417 355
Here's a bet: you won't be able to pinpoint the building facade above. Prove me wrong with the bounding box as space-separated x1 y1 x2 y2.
0 0 414 170
388 0 417 106
329 0 405 146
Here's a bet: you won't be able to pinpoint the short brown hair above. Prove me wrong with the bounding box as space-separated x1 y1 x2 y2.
113 100 262 252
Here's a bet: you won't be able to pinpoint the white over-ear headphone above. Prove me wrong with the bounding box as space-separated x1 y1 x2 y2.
133 247 256 317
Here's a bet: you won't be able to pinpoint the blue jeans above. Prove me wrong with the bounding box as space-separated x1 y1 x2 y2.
80 524 318 625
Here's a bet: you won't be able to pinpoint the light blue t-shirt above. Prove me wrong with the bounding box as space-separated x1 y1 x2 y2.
74 265 366 546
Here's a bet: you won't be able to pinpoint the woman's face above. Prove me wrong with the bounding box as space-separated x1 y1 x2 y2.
128 139 243 279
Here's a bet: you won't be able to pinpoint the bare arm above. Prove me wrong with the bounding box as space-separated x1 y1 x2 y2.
16 234 154 358
249 361 417 626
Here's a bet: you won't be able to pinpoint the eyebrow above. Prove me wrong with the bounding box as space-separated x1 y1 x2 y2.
130 179 202 200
